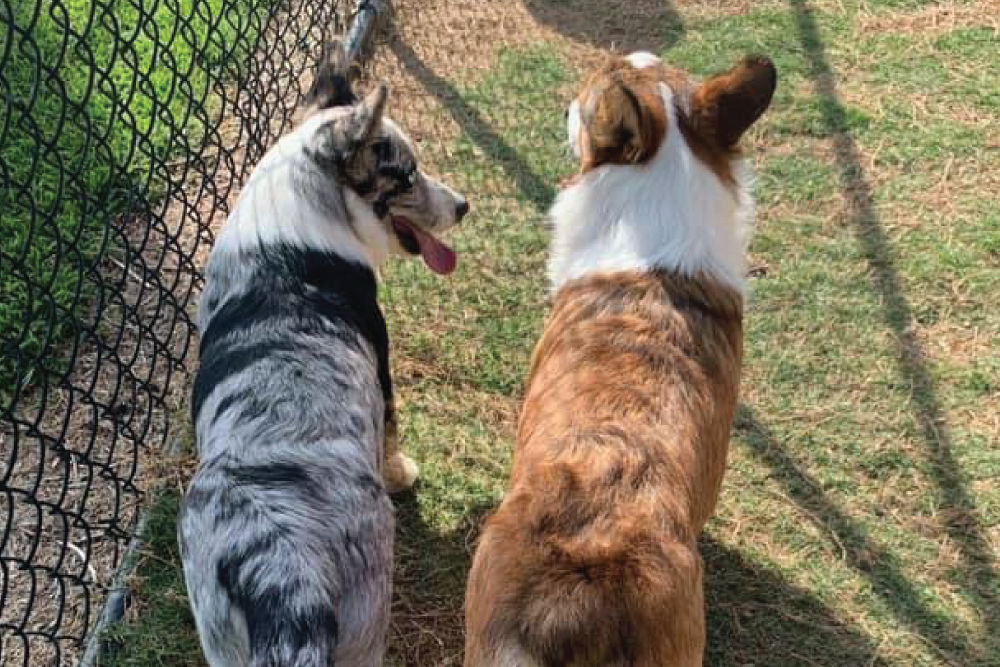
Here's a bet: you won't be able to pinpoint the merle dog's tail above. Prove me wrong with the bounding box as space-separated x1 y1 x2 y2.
179 455 394 667
180 476 345 667
244 602 339 667
209 532 343 667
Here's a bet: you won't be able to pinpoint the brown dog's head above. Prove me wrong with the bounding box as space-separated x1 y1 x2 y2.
299 41 469 274
549 53 776 292
567 51 776 185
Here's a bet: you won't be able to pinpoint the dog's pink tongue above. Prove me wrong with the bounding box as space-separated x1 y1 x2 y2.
410 225 457 275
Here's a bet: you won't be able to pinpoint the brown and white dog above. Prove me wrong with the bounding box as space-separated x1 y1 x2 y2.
464 52 776 667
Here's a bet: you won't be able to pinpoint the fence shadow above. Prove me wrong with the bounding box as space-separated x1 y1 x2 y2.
388 3 685 214
737 405 989 662
787 0 998 649
522 0 684 53
389 39 557 211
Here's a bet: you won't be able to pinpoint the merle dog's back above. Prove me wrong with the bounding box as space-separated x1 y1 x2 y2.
179 245 394 666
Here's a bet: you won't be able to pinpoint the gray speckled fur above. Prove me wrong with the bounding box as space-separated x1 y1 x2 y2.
180 247 391 666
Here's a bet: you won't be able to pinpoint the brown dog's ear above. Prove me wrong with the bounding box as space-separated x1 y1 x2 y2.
691 55 776 149
579 72 667 171
307 84 388 168
304 39 359 109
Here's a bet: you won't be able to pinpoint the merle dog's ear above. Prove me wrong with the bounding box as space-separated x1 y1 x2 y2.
304 39 358 109
690 55 776 149
307 84 388 168
346 84 388 146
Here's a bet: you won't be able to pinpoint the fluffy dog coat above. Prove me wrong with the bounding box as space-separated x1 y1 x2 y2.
179 44 466 667
464 52 775 666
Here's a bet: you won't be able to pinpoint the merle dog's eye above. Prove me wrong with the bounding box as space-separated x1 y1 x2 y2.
406 169 417 185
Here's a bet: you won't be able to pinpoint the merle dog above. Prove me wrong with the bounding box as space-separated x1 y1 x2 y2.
179 42 468 667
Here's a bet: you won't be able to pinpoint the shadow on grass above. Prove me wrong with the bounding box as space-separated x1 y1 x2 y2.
703 536 881 666
388 491 488 666
522 0 684 53
390 489 883 666
738 405 990 663
786 0 998 655
388 39 557 212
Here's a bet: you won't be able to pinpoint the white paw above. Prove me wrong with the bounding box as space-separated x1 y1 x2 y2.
384 453 419 494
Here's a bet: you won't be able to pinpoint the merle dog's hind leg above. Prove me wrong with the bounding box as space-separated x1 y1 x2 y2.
383 401 419 494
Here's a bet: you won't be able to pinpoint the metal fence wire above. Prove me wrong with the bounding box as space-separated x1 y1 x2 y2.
0 0 350 662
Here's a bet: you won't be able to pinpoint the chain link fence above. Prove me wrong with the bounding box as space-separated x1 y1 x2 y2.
0 0 348 662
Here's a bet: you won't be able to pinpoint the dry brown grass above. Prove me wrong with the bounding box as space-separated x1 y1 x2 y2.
858 0 999 37
1 208 195 665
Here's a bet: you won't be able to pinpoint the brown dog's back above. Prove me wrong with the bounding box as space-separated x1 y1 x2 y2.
465 271 742 666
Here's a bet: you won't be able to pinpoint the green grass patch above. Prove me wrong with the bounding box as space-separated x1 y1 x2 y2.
103 492 201 666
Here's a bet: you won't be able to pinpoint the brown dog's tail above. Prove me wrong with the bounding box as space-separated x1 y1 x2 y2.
525 539 704 666
466 500 705 667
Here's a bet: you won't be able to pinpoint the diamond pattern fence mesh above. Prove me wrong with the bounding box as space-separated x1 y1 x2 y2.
0 0 349 662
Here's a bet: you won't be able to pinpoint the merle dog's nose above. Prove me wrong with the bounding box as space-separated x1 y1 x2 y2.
456 199 470 220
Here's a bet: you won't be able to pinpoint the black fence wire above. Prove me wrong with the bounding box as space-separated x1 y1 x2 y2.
0 0 349 662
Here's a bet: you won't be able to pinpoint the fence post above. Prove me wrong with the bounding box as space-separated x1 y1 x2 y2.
345 0 389 63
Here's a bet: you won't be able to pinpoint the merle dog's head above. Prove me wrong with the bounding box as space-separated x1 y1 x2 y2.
297 41 468 275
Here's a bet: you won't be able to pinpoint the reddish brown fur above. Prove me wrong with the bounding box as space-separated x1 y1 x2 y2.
573 55 776 186
576 62 669 171
465 271 743 666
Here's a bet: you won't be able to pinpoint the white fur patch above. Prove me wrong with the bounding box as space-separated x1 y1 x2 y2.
548 84 753 296
213 115 389 269
626 51 662 69
487 642 544 667
383 453 419 494
567 99 582 159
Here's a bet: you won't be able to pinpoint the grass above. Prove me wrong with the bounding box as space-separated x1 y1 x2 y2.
102 491 199 664
105 0 998 665
0 0 272 389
